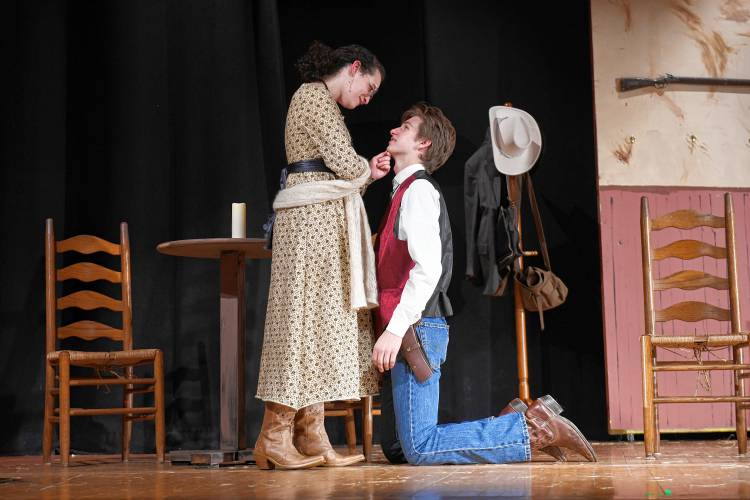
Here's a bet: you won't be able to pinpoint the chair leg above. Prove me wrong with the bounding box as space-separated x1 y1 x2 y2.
154 351 166 463
43 360 55 464
653 401 660 454
344 409 356 454
59 352 71 466
362 396 373 462
734 346 747 455
641 336 656 458
122 366 133 462
652 363 660 455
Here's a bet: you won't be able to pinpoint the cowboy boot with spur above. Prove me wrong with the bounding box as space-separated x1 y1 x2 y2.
523 397 597 462
499 395 567 461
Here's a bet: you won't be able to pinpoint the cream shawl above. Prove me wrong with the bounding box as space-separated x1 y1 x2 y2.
272 158 378 310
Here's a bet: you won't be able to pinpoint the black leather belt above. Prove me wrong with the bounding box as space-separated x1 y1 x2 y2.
287 158 333 175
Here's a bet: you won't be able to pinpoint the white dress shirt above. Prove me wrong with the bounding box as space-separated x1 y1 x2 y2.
386 163 443 338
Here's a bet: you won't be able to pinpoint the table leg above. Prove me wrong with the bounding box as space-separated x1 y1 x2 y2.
220 251 246 451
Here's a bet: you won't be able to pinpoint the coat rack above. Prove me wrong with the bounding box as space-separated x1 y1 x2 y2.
502 102 539 404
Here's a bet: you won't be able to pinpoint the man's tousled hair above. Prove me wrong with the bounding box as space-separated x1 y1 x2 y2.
401 102 456 173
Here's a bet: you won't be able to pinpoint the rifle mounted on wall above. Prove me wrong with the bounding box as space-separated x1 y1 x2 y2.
617 74 750 92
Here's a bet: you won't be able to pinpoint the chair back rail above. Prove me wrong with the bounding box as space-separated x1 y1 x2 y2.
654 301 730 323
650 209 725 230
57 290 124 312
653 270 728 291
652 240 726 261
57 320 124 341
57 262 121 283
57 234 121 255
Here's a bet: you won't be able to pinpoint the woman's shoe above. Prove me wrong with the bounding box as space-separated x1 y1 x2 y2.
253 401 326 470
293 403 365 467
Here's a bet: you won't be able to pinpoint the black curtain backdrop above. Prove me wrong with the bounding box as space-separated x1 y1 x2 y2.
1 0 605 454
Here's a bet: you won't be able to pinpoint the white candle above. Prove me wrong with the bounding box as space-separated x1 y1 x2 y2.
231 202 246 238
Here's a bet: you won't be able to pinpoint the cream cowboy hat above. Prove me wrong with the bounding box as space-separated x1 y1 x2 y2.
488 106 542 175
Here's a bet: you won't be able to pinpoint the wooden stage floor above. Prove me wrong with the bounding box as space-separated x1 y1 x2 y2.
2 441 750 498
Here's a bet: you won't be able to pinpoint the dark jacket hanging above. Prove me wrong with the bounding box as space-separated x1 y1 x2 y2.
464 127 506 295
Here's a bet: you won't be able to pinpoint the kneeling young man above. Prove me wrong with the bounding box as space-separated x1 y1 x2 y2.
371 103 597 465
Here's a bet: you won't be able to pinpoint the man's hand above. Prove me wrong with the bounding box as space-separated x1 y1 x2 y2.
370 151 391 181
372 330 402 373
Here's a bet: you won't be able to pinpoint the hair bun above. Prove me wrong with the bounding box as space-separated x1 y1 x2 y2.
295 40 333 82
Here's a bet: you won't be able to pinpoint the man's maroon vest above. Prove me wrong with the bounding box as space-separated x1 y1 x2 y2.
373 175 419 336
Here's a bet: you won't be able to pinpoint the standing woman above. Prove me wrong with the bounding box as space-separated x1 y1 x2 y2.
254 41 390 470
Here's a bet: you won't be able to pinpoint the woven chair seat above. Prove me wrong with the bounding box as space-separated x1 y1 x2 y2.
47 348 160 367
650 334 748 348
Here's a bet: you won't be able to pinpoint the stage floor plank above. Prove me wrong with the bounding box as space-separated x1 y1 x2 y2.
2 441 750 498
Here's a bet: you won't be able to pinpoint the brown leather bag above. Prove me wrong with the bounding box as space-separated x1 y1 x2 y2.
516 267 568 330
514 173 568 329
400 325 434 383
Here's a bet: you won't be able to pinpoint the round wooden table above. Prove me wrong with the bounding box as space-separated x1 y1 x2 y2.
157 238 271 465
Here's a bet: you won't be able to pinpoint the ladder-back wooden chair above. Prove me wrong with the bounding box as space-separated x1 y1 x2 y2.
43 219 165 465
640 194 750 457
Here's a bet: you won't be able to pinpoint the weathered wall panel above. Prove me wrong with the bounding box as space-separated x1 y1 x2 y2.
591 0 750 188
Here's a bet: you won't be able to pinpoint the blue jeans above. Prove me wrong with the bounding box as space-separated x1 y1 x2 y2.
391 317 530 465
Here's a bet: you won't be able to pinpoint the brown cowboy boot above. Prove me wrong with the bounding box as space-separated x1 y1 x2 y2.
253 401 326 470
293 403 365 467
524 397 598 462
499 396 567 462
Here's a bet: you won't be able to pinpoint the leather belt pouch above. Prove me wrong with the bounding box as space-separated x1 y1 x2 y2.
400 325 434 383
